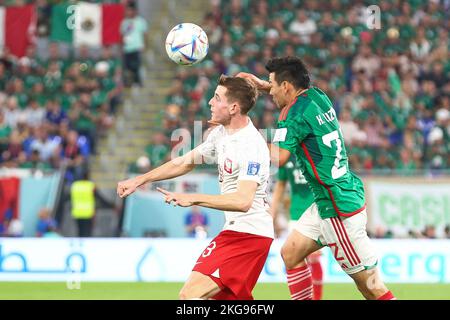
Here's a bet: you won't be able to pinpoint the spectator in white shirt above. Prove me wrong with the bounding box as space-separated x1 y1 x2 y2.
25 100 45 128
289 10 317 44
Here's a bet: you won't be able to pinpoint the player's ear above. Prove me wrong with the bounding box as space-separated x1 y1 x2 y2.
281 81 289 92
229 102 239 115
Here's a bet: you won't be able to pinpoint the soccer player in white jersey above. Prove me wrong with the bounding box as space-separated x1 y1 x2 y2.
117 75 273 300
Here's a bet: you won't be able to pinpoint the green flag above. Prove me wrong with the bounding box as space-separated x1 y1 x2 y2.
50 3 73 43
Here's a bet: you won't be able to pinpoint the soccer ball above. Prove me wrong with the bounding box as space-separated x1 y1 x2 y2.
165 23 209 66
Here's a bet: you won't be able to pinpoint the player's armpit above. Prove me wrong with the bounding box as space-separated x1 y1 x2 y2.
269 144 291 167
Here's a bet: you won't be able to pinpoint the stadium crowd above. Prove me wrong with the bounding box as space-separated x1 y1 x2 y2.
0 0 129 183
151 0 449 175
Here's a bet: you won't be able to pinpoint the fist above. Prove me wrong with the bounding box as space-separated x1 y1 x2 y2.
117 178 138 198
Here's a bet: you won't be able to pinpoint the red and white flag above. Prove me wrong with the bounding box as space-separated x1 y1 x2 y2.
0 4 36 57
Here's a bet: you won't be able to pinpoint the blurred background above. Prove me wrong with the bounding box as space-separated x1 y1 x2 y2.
0 0 448 299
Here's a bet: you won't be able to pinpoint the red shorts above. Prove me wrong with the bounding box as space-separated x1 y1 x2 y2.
192 230 273 300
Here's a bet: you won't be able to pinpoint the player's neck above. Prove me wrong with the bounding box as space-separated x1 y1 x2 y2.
224 115 249 134
288 88 308 104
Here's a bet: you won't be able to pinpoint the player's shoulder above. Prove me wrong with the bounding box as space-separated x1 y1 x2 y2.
245 126 269 147
205 124 225 140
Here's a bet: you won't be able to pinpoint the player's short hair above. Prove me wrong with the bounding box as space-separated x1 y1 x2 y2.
218 74 258 114
265 56 310 90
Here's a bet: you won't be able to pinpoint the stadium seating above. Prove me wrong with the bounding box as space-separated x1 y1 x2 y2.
156 0 449 175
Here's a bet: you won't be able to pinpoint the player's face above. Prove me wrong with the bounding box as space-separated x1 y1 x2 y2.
208 85 232 125
269 73 287 109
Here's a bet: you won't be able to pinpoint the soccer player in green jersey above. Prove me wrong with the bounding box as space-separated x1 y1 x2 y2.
271 156 323 300
238 56 395 300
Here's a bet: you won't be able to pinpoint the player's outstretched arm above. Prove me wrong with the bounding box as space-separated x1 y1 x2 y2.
236 72 271 94
157 180 258 212
117 148 202 198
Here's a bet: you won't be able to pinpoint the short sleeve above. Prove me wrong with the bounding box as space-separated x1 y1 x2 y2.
197 126 221 160
237 141 268 185
273 117 310 153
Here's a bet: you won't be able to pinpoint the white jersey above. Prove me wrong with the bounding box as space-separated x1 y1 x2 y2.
198 118 274 238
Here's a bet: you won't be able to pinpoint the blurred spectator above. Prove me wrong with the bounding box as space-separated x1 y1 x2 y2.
352 45 381 79
129 155 150 174
444 225 450 239
1 130 23 166
289 9 317 44
3 96 21 130
6 219 23 237
373 226 393 239
19 149 52 171
339 109 360 145
45 100 67 133
24 99 45 128
29 125 60 162
36 208 58 237
144 132 169 167
120 2 148 87
60 130 89 182
184 206 209 238
408 229 424 239
0 110 11 152
422 225 436 239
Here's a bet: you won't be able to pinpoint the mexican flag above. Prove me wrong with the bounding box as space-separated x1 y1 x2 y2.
51 2 124 47
0 5 36 57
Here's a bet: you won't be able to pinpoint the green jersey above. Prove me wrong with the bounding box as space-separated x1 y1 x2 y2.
274 87 365 219
278 159 314 220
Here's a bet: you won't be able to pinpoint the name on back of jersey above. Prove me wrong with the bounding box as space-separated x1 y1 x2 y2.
316 108 336 125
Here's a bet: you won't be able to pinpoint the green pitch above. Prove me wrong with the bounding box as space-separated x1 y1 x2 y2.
0 282 449 300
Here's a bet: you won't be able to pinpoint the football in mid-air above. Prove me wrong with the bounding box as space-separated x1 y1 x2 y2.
165 23 209 66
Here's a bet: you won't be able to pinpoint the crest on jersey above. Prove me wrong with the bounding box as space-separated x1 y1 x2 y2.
247 162 260 176
224 158 233 174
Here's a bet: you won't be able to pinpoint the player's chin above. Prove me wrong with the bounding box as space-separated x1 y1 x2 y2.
210 115 220 124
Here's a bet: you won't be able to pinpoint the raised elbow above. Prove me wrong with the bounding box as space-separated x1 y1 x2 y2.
236 199 252 212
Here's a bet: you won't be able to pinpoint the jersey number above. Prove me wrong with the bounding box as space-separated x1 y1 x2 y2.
293 169 307 184
321 130 347 179
202 241 216 257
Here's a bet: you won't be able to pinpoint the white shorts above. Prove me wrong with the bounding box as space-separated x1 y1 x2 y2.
293 203 378 275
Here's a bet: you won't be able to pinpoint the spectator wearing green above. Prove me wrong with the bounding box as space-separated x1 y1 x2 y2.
59 80 78 112
0 111 11 152
145 132 169 168
19 149 52 171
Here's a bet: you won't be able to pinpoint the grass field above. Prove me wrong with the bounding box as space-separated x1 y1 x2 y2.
0 282 448 300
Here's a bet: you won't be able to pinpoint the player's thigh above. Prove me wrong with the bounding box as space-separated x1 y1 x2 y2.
321 210 378 275
179 271 221 300
281 230 321 265
283 204 322 259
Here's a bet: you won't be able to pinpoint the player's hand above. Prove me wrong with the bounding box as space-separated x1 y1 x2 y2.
117 178 139 198
157 187 194 207
236 72 271 92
